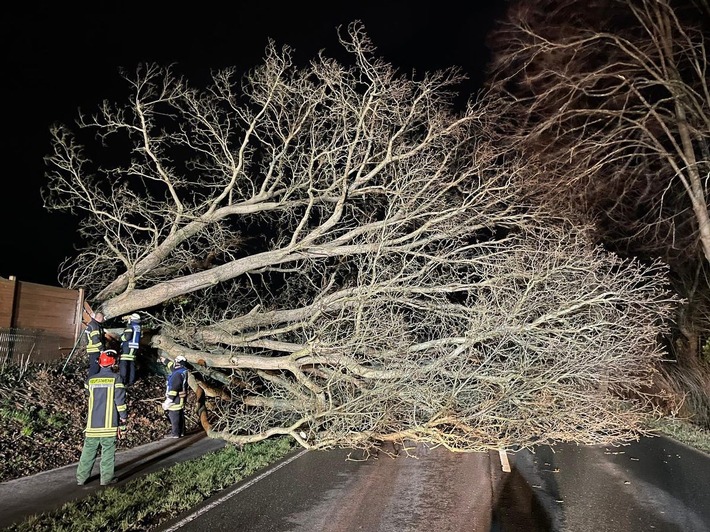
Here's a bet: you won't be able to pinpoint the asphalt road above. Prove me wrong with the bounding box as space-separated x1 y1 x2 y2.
511 435 710 532
158 442 511 532
157 435 709 532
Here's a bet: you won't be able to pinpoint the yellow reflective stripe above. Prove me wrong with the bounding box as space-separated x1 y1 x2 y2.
104 388 113 429
85 428 117 437
167 394 185 410
87 330 102 351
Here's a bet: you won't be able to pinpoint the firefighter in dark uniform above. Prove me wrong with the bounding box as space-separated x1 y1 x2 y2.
76 349 128 486
84 311 106 378
119 312 141 386
161 355 189 438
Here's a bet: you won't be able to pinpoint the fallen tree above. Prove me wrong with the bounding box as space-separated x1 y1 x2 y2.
43 22 677 453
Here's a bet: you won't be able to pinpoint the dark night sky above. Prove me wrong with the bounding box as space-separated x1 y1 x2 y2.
1 2 509 286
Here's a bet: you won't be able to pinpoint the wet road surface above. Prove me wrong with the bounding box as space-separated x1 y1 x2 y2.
159 442 540 532
509 435 710 532
158 435 709 532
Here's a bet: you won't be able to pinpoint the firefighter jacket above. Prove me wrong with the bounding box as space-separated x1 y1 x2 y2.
165 365 188 411
84 317 105 356
83 366 127 438
120 320 141 362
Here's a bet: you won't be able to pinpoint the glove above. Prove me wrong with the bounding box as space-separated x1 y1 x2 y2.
161 398 173 411
117 423 128 439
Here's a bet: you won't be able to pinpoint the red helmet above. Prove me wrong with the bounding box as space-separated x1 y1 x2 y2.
98 350 117 367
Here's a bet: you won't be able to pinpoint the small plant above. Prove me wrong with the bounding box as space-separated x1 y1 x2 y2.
0 406 33 428
37 409 69 430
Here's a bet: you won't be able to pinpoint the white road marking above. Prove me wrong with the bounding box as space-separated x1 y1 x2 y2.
162 448 309 531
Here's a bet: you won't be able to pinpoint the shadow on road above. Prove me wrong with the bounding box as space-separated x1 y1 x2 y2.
491 465 554 532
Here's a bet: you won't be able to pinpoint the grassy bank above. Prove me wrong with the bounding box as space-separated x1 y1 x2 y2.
650 417 710 454
6 437 296 532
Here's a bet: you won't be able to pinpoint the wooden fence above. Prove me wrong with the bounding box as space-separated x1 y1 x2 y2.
0 276 84 364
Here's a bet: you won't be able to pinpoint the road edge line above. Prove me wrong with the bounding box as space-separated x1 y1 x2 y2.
161 448 309 531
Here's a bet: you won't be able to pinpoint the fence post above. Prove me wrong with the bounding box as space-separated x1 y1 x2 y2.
9 276 18 328
74 288 85 345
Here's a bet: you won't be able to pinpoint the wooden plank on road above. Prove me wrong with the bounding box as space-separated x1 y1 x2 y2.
499 448 511 472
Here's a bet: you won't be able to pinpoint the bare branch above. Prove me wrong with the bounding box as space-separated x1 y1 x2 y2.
43 20 678 453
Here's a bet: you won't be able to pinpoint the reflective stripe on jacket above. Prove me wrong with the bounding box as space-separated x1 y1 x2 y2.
85 318 105 355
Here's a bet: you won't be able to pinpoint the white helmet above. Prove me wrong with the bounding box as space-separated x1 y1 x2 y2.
129 313 141 321
175 355 187 365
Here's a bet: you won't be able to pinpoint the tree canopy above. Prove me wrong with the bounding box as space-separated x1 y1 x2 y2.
43 21 677 453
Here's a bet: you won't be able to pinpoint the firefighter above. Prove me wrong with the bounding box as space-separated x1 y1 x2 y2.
161 355 189 438
84 311 106 378
76 349 128 486
119 313 141 386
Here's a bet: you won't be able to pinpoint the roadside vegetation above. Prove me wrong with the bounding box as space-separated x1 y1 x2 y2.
0 359 171 483
5 437 296 532
651 418 710 455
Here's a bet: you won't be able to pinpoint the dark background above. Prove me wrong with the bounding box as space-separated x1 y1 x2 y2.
2 2 509 286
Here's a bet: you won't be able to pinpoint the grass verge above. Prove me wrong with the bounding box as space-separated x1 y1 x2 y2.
649 417 710 454
6 437 296 532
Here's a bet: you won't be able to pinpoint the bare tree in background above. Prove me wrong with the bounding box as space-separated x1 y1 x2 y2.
485 0 709 372
486 0 709 261
43 22 677 453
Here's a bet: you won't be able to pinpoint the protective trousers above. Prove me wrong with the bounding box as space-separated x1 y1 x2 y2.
76 436 116 485
119 359 136 386
166 409 185 437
